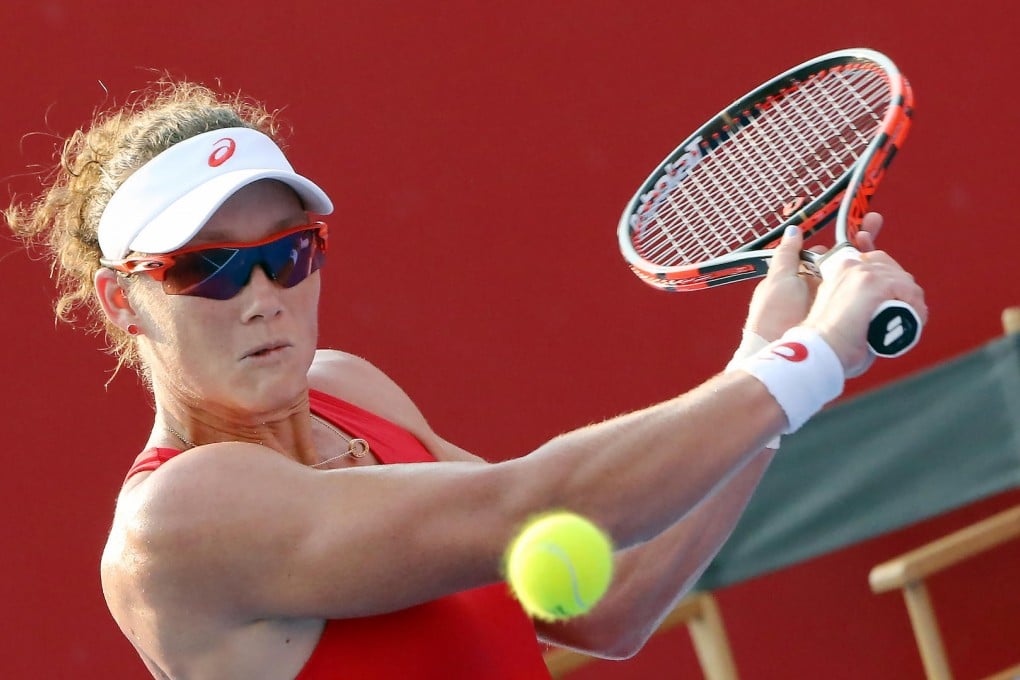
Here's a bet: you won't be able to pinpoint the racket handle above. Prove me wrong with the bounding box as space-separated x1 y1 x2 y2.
818 246 922 358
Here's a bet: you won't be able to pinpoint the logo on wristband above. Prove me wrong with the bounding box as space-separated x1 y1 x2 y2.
769 342 809 362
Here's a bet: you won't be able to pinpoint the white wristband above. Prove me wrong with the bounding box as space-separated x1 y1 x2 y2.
725 330 781 449
733 327 845 434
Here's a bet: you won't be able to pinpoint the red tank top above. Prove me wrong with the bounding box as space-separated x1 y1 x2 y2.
124 389 551 679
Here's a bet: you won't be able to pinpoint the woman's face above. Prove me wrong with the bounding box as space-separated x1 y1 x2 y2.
133 180 322 419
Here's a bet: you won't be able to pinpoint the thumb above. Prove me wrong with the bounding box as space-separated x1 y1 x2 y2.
768 225 804 277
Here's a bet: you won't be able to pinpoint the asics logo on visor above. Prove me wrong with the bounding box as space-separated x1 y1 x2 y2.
208 137 237 167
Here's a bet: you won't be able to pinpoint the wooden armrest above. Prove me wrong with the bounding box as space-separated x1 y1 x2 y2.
869 505 1020 593
1003 306 1020 334
986 662 1020 680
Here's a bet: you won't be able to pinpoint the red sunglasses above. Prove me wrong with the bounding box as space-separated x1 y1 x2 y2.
101 222 328 300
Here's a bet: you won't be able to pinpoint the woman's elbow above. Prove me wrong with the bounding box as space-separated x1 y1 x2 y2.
602 628 657 660
555 623 656 662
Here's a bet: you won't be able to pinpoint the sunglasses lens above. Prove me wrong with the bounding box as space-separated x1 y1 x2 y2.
265 229 322 288
163 248 248 299
160 227 325 300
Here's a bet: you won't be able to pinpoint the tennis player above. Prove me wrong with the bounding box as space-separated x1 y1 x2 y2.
6 80 925 678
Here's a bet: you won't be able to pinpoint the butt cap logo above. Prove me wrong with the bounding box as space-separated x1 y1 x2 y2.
208 137 237 167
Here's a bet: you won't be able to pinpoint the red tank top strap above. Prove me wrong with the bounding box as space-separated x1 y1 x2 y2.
124 390 425 483
124 447 185 482
308 388 433 464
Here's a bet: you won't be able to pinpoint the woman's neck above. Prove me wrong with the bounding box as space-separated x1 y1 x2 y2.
148 379 317 463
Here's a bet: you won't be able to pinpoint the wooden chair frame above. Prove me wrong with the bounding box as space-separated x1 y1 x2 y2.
868 307 1020 680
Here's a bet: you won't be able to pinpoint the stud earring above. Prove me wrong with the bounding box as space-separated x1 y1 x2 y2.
127 324 139 336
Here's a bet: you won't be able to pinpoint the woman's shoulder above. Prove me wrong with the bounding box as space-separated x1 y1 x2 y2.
308 349 484 464
308 349 411 401
102 442 299 613
308 350 419 429
308 348 376 376
114 442 296 529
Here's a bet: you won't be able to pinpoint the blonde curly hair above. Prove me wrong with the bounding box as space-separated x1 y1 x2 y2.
5 78 284 379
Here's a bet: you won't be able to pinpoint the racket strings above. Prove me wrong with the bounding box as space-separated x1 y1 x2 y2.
639 68 887 263
639 68 887 262
633 65 890 267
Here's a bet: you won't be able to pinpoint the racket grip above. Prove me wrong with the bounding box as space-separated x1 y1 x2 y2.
818 246 922 358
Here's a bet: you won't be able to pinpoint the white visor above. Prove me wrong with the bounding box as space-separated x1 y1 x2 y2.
97 127 333 259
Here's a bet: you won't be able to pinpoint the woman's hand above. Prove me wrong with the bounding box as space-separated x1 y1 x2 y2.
740 213 885 342
803 215 926 376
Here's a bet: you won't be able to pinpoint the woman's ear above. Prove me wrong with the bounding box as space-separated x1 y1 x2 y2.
94 269 140 333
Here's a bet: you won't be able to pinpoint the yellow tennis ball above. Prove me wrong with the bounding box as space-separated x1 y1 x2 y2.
505 511 614 621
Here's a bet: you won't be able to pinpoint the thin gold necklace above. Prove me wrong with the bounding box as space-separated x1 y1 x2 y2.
164 423 202 449
164 415 371 468
308 413 371 467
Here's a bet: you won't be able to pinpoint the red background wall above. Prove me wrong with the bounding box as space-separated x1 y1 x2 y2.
1 1 1017 677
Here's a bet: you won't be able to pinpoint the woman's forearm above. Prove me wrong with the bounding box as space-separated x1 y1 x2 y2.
507 370 784 551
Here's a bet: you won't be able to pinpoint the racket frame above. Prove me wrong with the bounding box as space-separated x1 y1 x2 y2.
617 48 913 292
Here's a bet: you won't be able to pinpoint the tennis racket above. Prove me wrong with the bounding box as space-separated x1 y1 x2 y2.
618 48 921 357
